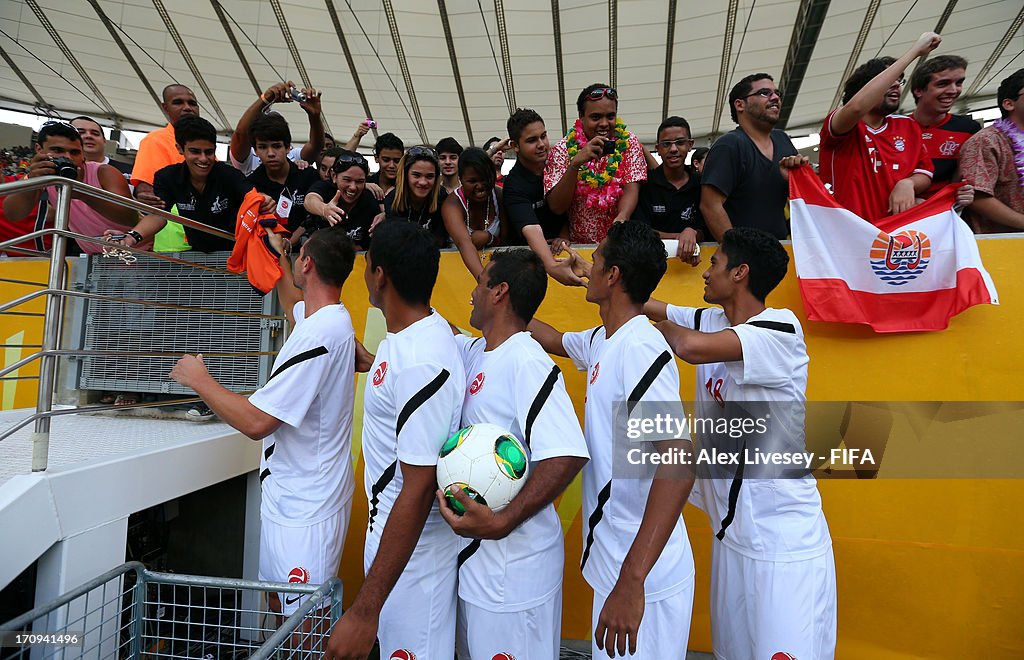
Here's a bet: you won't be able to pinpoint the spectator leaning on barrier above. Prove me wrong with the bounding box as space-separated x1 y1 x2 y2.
700 73 802 241
71 116 132 182
959 68 1024 233
121 116 273 252
229 82 324 177
544 83 647 244
301 150 382 250
443 147 504 279
2 121 142 254
635 116 705 266
500 108 581 286
909 55 981 198
382 147 449 248
245 113 320 235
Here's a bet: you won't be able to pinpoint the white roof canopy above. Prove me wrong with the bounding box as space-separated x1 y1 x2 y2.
1 0 1021 147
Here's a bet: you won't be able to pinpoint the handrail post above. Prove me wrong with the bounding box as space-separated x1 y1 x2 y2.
32 179 71 472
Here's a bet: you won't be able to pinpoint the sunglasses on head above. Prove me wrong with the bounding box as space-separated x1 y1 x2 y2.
586 87 617 102
407 146 438 159
331 153 368 172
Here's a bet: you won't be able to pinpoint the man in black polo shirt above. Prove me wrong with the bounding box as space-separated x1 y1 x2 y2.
501 108 581 286
246 113 319 234
635 116 705 265
127 116 273 252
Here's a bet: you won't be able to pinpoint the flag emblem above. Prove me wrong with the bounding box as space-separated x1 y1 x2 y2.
870 230 931 285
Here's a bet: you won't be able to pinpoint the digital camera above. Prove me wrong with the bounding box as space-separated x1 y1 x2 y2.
50 156 77 179
289 87 308 103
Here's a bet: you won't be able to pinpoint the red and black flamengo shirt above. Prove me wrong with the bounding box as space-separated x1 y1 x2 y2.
918 113 981 198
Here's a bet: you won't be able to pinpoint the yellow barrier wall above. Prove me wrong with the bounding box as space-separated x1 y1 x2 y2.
4 239 1022 657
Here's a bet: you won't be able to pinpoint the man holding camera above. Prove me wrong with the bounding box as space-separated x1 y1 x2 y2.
2 121 143 254
230 81 324 177
544 83 646 244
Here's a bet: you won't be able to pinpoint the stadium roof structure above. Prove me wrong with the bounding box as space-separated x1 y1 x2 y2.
0 0 1021 148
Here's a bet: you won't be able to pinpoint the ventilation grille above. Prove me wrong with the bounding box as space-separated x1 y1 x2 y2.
78 252 279 395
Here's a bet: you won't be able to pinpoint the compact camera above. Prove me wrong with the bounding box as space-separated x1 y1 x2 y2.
601 139 616 156
289 87 308 103
50 156 77 179
366 119 377 129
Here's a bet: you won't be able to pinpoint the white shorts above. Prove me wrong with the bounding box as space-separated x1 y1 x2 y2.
457 588 562 659
258 503 350 615
591 578 694 659
366 528 460 660
710 542 837 660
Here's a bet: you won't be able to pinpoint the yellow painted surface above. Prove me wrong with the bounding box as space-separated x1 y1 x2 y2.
0 259 50 410
5 238 1023 656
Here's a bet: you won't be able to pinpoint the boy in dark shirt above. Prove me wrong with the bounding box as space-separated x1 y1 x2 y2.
245 113 320 233
128 116 273 252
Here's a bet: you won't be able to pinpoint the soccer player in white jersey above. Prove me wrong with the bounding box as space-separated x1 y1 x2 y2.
646 226 837 660
436 248 589 659
325 221 465 660
529 221 696 658
171 229 357 617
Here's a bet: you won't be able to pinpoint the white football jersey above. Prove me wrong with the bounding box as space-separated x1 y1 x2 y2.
249 301 356 525
666 304 832 561
362 311 465 548
562 315 695 600
454 332 589 611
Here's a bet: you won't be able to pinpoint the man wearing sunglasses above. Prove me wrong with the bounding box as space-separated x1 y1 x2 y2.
634 116 705 265
701 75 804 242
818 32 975 225
544 84 647 244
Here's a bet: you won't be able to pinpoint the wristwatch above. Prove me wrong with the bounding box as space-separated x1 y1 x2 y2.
126 230 144 245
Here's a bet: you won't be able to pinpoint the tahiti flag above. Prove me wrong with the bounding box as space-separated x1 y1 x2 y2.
789 166 998 333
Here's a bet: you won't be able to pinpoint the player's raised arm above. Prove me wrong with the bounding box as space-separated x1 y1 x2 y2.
527 318 568 357
643 297 669 322
655 321 743 365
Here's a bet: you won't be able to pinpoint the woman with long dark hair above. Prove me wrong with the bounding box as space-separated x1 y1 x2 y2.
442 147 504 278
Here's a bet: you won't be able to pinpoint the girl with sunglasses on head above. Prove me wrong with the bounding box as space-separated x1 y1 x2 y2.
299 149 381 250
379 146 450 248
442 147 505 278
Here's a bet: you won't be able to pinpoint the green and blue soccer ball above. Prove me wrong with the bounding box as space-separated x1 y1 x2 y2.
437 423 529 513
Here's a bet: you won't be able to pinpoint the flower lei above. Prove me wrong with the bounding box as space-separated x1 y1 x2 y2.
566 117 630 210
994 118 1024 191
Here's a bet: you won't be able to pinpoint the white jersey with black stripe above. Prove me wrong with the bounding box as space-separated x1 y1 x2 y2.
666 304 831 561
249 301 356 526
562 315 694 600
362 310 465 546
453 332 589 611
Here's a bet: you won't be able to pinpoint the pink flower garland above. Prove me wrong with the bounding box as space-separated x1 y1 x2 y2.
994 118 1024 191
568 119 628 211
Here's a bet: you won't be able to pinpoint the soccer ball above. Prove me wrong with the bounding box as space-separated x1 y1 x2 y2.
437 423 529 512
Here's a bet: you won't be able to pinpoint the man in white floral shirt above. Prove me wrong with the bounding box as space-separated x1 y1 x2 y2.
544 84 647 244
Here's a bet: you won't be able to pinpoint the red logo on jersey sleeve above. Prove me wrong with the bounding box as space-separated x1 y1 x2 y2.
589 362 600 384
491 654 517 660
771 653 798 660
372 361 388 387
389 651 416 660
469 372 485 395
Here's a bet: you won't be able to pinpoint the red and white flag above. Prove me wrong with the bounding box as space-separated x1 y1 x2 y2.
789 166 998 333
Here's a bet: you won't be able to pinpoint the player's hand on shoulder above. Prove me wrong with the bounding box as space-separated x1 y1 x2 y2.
436 488 510 540
595 577 645 658
354 339 375 373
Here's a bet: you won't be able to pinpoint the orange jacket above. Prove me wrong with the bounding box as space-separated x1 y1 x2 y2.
227 190 288 294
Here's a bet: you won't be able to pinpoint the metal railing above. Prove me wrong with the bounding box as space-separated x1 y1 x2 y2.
0 175 285 471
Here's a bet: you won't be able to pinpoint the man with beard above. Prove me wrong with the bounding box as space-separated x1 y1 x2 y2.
818 32 946 224
909 55 981 198
700 74 804 241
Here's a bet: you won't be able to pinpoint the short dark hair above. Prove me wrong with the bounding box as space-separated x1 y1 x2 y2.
374 132 404 155
302 228 355 288
70 115 103 132
368 220 440 306
728 73 774 123
691 146 709 165
486 248 548 324
173 115 217 146
507 108 544 142
720 227 789 302
250 113 291 147
576 83 617 116
599 221 667 305
656 116 691 141
458 147 496 190
435 137 463 156
37 122 82 146
997 68 1024 118
910 55 969 101
332 149 369 175
842 57 896 104
318 146 344 166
